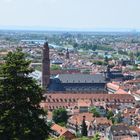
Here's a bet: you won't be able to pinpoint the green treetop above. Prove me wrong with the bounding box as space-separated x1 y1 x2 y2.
0 49 49 140
52 108 68 126
90 107 100 117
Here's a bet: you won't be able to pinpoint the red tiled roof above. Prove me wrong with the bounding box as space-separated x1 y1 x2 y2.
115 89 128 94
51 124 67 136
44 93 134 102
68 112 94 125
107 83 119 91
130 126 140 133
94 117 112 125
136 90 140 95
123 108 140 117
42 93 135 110
78 99 91 107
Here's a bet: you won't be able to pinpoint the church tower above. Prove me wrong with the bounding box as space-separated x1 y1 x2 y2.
42 42 50 90
66 48 70 59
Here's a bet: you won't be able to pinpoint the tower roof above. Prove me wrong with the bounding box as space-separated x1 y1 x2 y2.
44 42 49 48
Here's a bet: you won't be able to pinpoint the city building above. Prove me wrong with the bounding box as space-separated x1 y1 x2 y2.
42 42 107 93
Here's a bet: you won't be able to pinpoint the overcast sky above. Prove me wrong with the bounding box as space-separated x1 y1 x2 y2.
0 0 140 31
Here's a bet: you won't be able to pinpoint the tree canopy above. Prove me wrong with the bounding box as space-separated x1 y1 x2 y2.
0 49 49 140
90 107 100 117
52 108 68 126
50 64 62 70
106 110 114 120
92 133 100 140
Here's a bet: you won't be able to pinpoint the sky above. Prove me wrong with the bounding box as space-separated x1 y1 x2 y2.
0 0 140 31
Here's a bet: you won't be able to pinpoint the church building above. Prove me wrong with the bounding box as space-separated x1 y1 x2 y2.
42 42 107 93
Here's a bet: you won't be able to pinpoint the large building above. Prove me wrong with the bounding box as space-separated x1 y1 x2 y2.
42 42 107 93
40 93 135 111
48 73 106 92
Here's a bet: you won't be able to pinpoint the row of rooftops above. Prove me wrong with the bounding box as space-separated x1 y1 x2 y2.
111 124 139 137
68 112 112 126
44 93 134 101
41 93 135 110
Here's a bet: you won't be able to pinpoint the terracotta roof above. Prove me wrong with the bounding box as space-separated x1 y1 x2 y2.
94 117 112 125
130 126 140 133
44 93 134 102
78 99 91 107
123 108 138 117
107 83 119 91
51 124 67 136
115 89 128 94
136 90 140 95
68 112 94 125
42 93 135 110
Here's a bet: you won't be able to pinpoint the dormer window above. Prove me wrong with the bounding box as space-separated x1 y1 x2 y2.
65 99 67 102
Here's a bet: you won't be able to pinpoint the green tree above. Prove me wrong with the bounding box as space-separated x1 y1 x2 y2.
92 133 100 140
115 112 123 123
52 108 68 126
80 137 89 140
50 64 62 70
81 116 87 137
106 110 114 120
137 56 140 61
0 49 49 140
90 107 100 117
110 117 116 124
104 56 109 65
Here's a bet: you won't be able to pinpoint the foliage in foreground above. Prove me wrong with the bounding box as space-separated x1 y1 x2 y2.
0 49 49 140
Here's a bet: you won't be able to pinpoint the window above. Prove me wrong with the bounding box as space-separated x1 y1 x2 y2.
65 99 67 102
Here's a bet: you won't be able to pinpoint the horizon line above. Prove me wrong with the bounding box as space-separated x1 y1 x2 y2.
0 26 140 32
